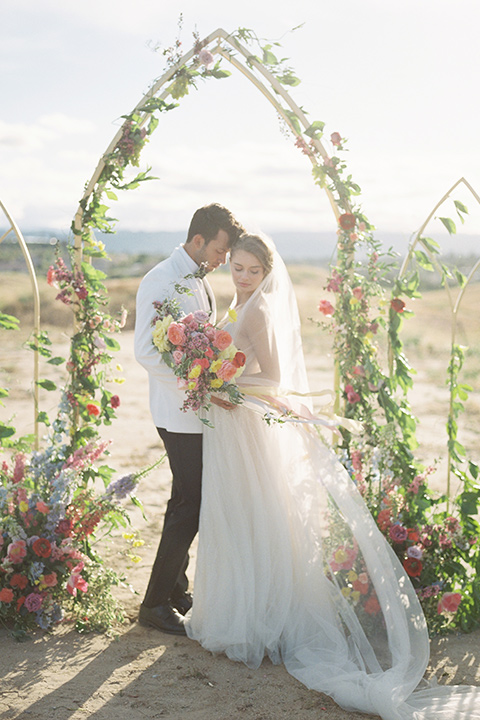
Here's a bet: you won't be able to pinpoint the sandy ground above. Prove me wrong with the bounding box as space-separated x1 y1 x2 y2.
1 326 480 720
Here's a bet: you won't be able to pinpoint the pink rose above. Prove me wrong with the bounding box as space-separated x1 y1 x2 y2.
181 313 198 330
352 365 365 377
42 572 58 587
330 132 342 146
172 350 184 365
329 544 357 572
199 47 215 69
437 592 462 615
389 524 408 544
352 287 363 300
7 539 27 564
36 501 50 514
318 299 335 317
344 384 360 404
214 330 233 352
193 310 209 324
110 395 120 409
216 361 237 382
167 322 186 346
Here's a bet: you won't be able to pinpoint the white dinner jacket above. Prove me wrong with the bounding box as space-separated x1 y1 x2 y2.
134 245 216 433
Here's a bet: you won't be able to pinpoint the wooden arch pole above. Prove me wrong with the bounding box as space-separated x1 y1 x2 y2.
0 199 41 448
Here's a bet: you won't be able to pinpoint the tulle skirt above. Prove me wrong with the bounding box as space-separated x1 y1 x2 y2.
185 404 480 720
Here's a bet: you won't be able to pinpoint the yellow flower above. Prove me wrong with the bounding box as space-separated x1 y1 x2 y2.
123 533 135 540
334 548 348 564
188 364 202 379
341 586 352 598
228 308 238 322
218 344 236 361
133 540 144 547
116 363 123 372
19 501 29 513
210 378 223 389
351 590 361 602
114 377 126 384
347 570 358 582
210 359 222 373
152 316 173 352
187 381 197 390
130 555 142 564
349 297 360 307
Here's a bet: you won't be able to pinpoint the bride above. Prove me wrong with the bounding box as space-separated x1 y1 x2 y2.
184 232 480 720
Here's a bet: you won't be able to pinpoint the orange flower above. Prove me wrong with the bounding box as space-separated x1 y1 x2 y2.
364 594 381 615
86 403 100 417
232 351 246 368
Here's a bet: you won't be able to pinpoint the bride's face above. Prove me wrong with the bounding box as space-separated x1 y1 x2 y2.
230 249 265 299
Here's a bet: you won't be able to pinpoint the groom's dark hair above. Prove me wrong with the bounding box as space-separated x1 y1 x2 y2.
186 203 244 246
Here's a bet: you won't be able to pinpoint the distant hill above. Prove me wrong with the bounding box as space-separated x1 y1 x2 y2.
1 227 478 264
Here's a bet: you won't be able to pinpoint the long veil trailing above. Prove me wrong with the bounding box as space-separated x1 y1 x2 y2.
185 242 480 720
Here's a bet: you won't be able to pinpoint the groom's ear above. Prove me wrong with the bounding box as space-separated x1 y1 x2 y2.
191 233 206 251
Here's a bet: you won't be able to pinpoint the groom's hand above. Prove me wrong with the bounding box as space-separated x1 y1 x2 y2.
211 396 236 410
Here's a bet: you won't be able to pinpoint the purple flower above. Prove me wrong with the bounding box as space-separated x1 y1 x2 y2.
105 474 137 500
407 545 423 560
25 593 43 613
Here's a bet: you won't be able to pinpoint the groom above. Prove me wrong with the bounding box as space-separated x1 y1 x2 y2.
134 203 244 635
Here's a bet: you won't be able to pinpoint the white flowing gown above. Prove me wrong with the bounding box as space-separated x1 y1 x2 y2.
185 246 480 720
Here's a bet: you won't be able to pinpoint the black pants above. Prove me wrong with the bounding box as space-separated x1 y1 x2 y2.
142 428 203 608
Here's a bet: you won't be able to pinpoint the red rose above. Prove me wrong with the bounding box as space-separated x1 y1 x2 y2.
330 131 342 146
403 557 423 577
338 213 356 231
32 537 52 558
110 395 120 409
391 298 405 313
232 351 246 368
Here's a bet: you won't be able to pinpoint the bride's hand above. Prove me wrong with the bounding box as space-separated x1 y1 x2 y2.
210 395 236 411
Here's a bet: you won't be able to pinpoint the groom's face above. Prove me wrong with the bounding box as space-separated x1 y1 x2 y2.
197 229 230 272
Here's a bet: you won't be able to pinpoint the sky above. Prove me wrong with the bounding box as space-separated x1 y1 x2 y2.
2 0 480 251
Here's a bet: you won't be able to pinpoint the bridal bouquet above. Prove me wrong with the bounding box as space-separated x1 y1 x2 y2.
151 299 245 415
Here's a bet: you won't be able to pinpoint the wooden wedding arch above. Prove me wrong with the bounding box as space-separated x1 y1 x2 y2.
72 27 341 267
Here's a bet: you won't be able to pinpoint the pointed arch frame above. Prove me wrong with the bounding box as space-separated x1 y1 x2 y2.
72 27 340 264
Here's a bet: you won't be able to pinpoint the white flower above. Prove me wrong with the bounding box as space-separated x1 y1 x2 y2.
199 48 215 69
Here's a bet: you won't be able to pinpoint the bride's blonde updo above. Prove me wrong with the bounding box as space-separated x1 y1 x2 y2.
231 233 274 276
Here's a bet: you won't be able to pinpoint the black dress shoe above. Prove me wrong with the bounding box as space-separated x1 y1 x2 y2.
138 603 186 635
171 592 193 616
